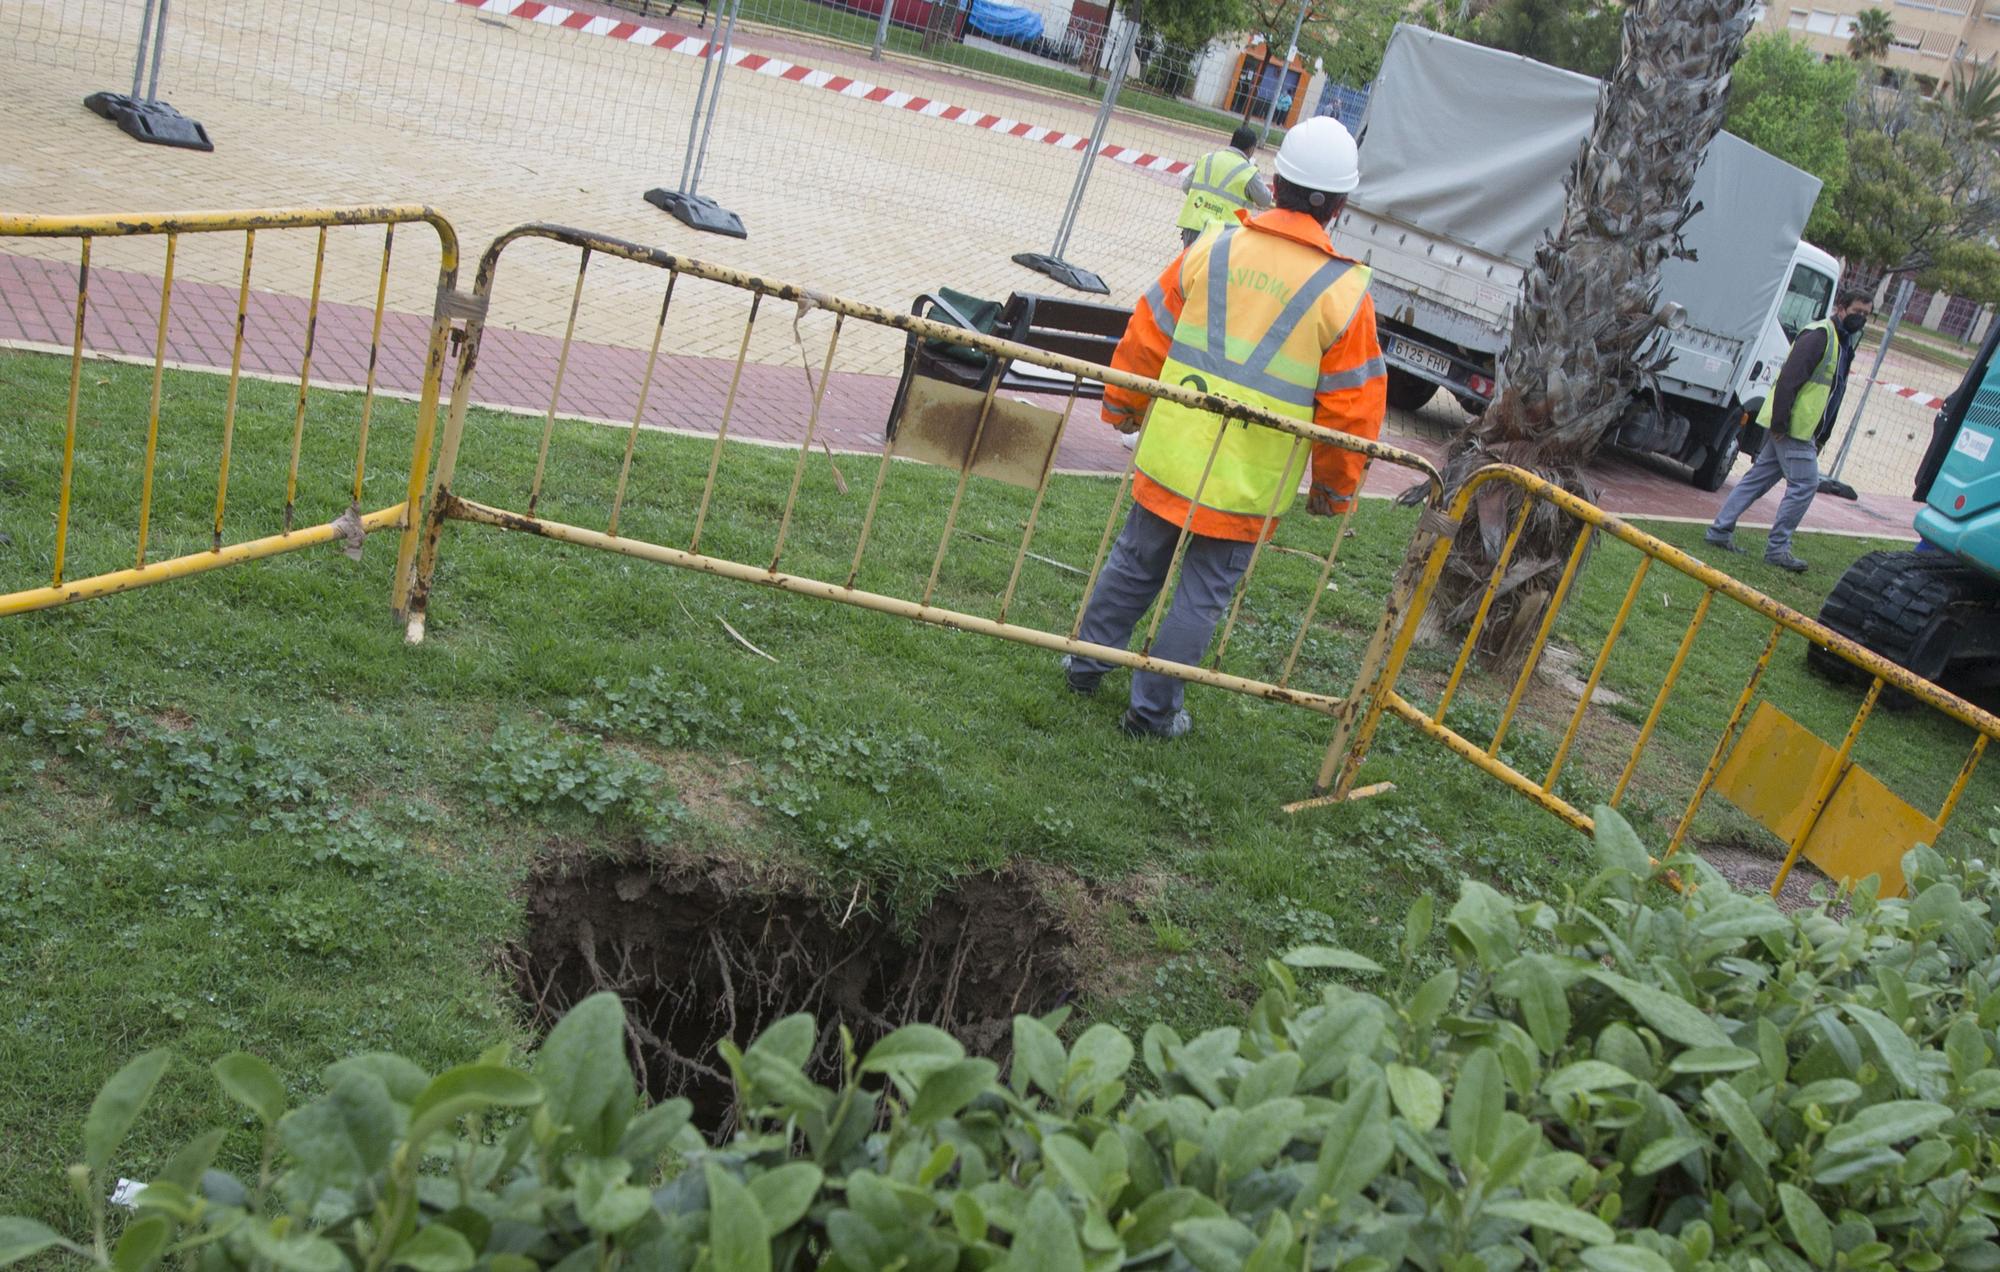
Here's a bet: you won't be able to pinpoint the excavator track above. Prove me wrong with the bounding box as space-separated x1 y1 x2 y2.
1810 549 2000 698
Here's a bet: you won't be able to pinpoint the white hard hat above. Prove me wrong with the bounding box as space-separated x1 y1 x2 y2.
1274 116 1360 194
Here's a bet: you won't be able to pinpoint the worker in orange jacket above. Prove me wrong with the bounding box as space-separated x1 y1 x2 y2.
1063 116 1387 739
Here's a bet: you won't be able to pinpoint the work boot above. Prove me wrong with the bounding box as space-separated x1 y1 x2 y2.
1121 708 1192 740
1766 551 1808 574
1704 530 1741 554
1059 654 1101 696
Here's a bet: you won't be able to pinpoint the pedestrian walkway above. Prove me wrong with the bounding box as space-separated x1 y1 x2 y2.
0 250 1922 540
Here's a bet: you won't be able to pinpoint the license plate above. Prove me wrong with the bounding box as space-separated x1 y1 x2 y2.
1391 338 1450 378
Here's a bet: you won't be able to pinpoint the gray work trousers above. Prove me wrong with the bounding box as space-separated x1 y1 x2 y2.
1070 503 1254 726
1711 432 1820 556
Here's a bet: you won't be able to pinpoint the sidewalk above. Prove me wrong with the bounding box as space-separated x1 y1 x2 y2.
0 250 1921 541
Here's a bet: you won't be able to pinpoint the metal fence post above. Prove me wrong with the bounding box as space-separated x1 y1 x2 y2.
871 0 896 60
1829 275 1913 483
1010 17 1140 295
1260 0 1308 143
82 0 212 150
642 0 749 238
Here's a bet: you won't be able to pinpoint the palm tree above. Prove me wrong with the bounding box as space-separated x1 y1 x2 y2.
1409 0 1759 654
1942 60 2000 143
1849 7 1894 64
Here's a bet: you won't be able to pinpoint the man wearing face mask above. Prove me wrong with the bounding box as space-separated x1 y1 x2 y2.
1705 288 1873 572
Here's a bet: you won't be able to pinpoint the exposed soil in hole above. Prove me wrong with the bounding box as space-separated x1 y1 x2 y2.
512 856 1077 1132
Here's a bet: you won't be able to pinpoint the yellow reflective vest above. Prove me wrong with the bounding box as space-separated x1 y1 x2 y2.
1176 149 1260 234
1757 317 1842 441
1134 223 1376 539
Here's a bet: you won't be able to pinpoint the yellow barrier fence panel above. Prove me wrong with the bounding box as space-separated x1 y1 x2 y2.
398 223 1448 799
0 206 460 621
1327 462 2000 899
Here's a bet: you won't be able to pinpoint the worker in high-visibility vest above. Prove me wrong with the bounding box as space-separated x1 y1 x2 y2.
1064 116 1387 740
1176 124 1275 248
1706 287 1873 573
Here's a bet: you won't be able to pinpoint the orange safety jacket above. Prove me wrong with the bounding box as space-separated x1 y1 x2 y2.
1102 207 1386 542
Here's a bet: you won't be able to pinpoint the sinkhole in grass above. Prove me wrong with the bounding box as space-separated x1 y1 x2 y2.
513 856 1077 1130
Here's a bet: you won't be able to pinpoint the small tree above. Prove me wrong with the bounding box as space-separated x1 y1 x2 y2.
1848 6 1894 64
1822 79 2000 299
1723 33 1859 243
1460 0 1627 77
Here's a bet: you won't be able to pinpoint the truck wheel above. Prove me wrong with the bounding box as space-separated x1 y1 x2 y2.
1809 550 1983 701
1385 367 1438 413
1690 421 1740 492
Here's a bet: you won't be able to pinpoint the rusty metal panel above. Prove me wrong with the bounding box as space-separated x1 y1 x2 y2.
1713 702 1840 844
891 376 1063 491
1802 767 1934 898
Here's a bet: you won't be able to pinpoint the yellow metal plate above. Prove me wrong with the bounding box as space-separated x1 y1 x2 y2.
892 375 1064 491
1713 702 1839 845
1802 766 1934 899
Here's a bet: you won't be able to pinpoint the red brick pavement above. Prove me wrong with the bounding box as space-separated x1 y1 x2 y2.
0 251 1923 542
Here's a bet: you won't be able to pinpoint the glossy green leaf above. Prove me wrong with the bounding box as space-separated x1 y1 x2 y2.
85 1050 172 1177
110 1216 171 1272
1386 1064 1443 1133
1011 1189 1084 1272
1778 1183 1833 1266
534 993 628 1134
862 1024 963 1074
391 1225 477 1272
1586 971 1730 1049
1485 1198 1614 1246
212 1053 288 1127
910 1059 997 1125
0 1219 68 1268
705 1164 771 1272
1012 1016 1066 1097
1448 1048 1504 1171
1823 1100 1955 1154
747 1163 823 1232
1282 946 1383 974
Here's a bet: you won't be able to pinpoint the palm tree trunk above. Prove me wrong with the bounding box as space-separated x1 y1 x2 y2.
1411 0 1758 662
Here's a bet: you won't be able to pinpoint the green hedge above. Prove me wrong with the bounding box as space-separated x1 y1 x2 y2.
7 808 2000 1271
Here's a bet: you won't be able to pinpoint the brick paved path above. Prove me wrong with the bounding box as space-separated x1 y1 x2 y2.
0 250 1923 540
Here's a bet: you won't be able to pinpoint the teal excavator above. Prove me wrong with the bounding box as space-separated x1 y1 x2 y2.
1810 321 2000 693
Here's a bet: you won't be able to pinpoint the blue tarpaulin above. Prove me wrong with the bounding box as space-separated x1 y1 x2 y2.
966 0 1043 42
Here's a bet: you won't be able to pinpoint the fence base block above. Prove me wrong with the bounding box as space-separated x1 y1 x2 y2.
83 93 214 152
1011 252 1108 296
643 188 747 239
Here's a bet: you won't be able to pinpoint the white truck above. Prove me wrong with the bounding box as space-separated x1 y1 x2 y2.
1333 27 1843 490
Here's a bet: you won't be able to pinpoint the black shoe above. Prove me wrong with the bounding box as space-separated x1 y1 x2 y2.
1766 552 1808 574
1059 655 1101 696
1704 532 1742 554
1121 708 1192 740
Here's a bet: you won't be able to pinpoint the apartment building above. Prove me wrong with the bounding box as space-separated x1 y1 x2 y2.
1755 0 2000 93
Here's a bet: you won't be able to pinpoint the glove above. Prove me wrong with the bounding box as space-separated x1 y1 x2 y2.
1103 403 1143 435
1307 483 1352 517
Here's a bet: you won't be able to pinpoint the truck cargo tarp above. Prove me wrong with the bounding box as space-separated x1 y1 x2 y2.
1355 25 1820 352
967 0 1044 42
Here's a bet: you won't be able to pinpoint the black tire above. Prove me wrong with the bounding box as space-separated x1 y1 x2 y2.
1455 394 1485 416
1809 551 1980 697
1386 367 1438 413
1690 417 1741 492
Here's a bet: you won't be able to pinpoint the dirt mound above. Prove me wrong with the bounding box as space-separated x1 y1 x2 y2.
513 857 1076 1131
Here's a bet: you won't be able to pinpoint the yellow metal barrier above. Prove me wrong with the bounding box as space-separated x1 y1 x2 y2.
0 207 460 619
1326 463 2000 898
401 223 1445 783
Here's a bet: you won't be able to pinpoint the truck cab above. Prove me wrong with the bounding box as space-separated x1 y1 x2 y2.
1679 240 1842 489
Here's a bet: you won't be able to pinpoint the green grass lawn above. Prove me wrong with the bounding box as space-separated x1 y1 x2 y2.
0 347 1985 1218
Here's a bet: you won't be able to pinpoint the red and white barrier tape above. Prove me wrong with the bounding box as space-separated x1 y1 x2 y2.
448 0 1193 177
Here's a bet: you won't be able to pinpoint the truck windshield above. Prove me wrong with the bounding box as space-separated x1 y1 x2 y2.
1778 266 1835 337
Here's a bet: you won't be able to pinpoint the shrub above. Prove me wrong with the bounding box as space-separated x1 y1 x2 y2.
8 808 2000 1271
